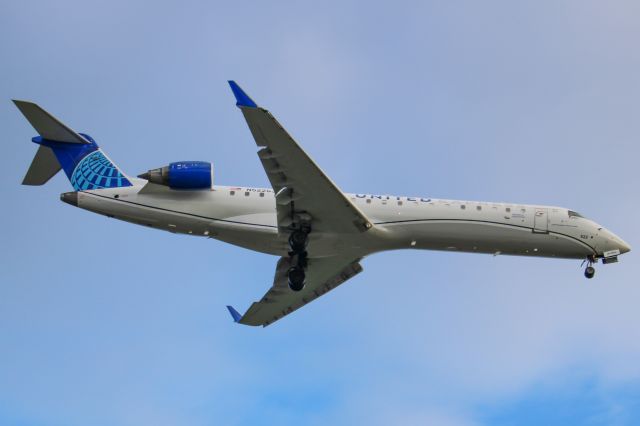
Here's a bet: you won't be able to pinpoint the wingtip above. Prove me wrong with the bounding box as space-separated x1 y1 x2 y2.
12 99 33 107
226 305 243 323
227 80 258 108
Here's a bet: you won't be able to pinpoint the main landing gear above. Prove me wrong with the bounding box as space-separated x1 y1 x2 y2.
287 264 306 291
583 255 596 279
287 229 309 292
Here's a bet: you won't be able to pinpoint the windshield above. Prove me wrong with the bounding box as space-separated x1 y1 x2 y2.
568 210 584 218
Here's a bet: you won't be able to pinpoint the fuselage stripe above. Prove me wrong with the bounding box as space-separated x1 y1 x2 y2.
374 218 596 253
82 192 279 229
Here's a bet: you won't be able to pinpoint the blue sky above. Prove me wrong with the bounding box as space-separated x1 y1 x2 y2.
1 1 639 425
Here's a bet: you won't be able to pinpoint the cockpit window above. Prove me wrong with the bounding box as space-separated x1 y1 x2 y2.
568 210 584 218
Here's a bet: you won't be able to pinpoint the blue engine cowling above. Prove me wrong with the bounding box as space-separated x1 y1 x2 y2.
138 161 213 189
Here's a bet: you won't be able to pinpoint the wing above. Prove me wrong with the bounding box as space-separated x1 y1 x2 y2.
228 81 372 234
227 256 363 327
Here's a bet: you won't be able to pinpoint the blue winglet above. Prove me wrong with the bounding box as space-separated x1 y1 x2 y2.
228 80 258 108
226 305 243 323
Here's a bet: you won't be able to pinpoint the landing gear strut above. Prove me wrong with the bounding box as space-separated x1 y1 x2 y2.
287 228 310 292
289 230 308 253
583 255 596 279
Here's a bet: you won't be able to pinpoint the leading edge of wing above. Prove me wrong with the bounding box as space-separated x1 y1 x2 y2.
225 80 373 234
228 80 258 108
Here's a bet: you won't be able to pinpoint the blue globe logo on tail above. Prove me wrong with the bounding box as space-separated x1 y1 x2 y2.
70 150 132 190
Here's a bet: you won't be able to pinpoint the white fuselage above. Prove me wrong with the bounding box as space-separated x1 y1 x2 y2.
65 183 630 262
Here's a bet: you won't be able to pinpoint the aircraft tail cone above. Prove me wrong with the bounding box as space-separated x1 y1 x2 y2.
60 191 78 207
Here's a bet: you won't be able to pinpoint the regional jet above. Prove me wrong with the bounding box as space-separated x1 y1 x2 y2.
14 81 631 326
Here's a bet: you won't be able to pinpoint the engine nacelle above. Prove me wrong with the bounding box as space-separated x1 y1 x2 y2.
138 161 213 189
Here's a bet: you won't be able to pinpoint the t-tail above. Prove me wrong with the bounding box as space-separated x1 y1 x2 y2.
14 100 132 190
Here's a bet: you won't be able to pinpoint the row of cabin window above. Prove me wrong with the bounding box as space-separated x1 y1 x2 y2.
360 198 524 213
460 205 525 213
363 199 410 206
229 190 525 213
230 190 266 197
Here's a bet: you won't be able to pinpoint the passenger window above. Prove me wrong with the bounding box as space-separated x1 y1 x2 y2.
230 190 235 196
245 192 250 196
398 201 403 206
506 207 511 212
476 206 482 211
461 205 466 210
259 193 265 197
366 199 371 204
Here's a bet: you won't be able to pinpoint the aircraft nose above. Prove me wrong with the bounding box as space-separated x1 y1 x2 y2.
598 228 631 254
619 239 632 254
603 228 631 255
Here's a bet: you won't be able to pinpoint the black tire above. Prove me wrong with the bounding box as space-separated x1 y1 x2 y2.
584 266 595 279
287 266 306 291
288 231 308 253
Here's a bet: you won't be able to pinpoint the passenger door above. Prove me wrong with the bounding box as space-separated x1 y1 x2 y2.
533 208 549 233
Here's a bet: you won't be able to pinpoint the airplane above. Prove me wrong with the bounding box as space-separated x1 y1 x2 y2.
14 81 631 327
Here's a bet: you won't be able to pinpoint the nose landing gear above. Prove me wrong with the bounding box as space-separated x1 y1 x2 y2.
582 255 596 279
584 265 595 279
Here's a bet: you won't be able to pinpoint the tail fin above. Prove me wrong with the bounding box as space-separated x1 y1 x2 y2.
14 100 132 190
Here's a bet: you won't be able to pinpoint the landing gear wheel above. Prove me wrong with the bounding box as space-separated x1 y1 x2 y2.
287 266 306 291
289 230 308 253
584 266 595 279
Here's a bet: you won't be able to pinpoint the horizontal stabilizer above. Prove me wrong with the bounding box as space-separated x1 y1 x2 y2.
22 145 61 185
12 100 89 144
